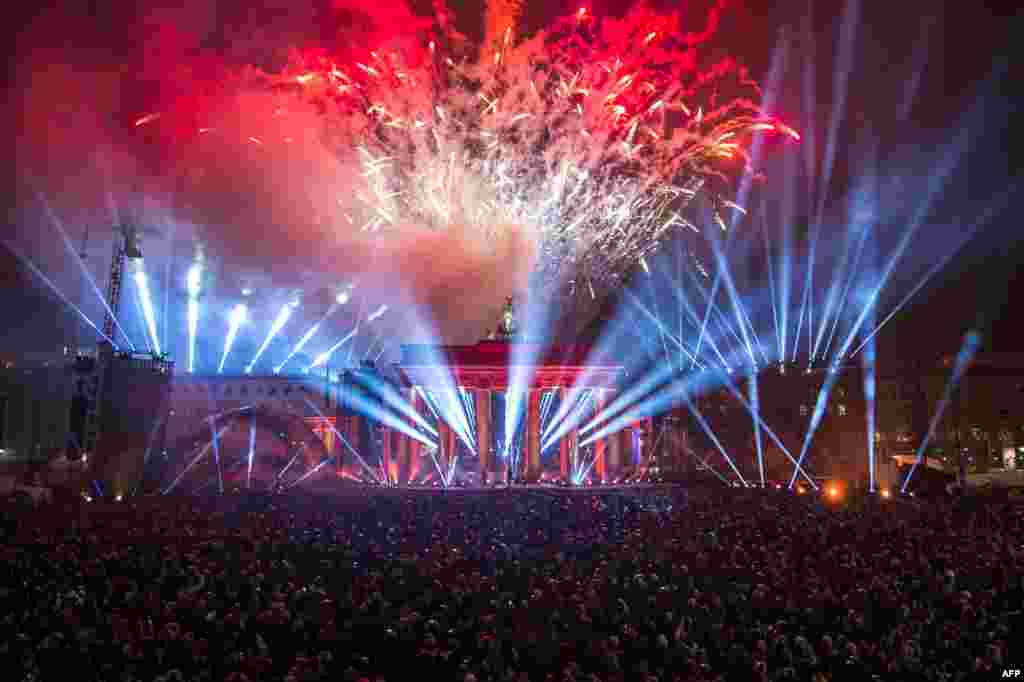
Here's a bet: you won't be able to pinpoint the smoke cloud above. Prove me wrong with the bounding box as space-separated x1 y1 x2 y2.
10 0 534 350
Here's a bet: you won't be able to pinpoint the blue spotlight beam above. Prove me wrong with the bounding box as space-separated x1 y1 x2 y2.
190 455 245 496
247 301 296 373
691 257 749 369
543 387 587 444
820 222 872 362
276 323 321 373
354 372 438 438
777 151 798 363
816 170 878 362
680 267 733 369
792 235 817 362
684 446 732 486
247 422 256 489
311 326 357 369
133 270 162 355
576 275 772 445
716 371 818 489
543 281 667 449
130 278 153 354
581 374 749 486
35 195 135 350
679 392 748 486
162 424 231 494
207 415 224 495
459 387 477 445
187 299 199 372
140 415 167 488
544 389 594 453
787 105 983 490
277 448 304 483
286 454 340 490
539 391 555 447
693 263 725 370
902 332 980 493
898 14 935 121
331 388 436 451
862 326 877 493
421 386 475 454
849 185 1016 359
362 331 382 363
641 256 674 371
799 1 818 184
749 369 765 487
503 294 560 466
420 444 445 486
727 34 788 234
787 368 840 490
160 221 175 362
300 397 382 483
812 0 860 236
624 292 705 368
810 237 855 362
218 304 247 373
186 264 201 373
3 241 117 346
542 378 589 449
586 362 816 489
573 446 600 485
579 333 751 448
401 318 474 452
832 84 988 367
703 226 760 367
761 213 783 363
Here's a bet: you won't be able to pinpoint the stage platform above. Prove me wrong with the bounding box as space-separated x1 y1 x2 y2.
295 480 686 496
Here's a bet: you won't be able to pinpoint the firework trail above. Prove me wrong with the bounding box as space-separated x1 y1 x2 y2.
144 1 795 317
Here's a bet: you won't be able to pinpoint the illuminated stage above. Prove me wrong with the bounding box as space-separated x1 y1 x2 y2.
161 339 653 492
161 342 876 493
388 339 648 486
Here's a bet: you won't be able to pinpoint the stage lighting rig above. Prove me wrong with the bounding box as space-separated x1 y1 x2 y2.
122 225 143 261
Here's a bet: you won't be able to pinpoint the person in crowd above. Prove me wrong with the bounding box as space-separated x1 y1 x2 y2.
1 485 1021 682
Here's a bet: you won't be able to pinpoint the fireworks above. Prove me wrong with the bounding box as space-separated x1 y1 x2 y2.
157 2 797 306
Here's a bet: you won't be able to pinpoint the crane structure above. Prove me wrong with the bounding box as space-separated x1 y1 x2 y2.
73 224 147 484
102 224 143 345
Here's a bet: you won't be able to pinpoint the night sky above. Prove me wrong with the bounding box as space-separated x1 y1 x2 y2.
2 0 1019 366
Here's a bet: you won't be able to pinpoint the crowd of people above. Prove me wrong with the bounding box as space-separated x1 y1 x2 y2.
1 485 1021 682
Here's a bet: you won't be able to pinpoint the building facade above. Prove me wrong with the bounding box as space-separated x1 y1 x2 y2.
878 353 1024 474
656 362 886 488
0 364 74 461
